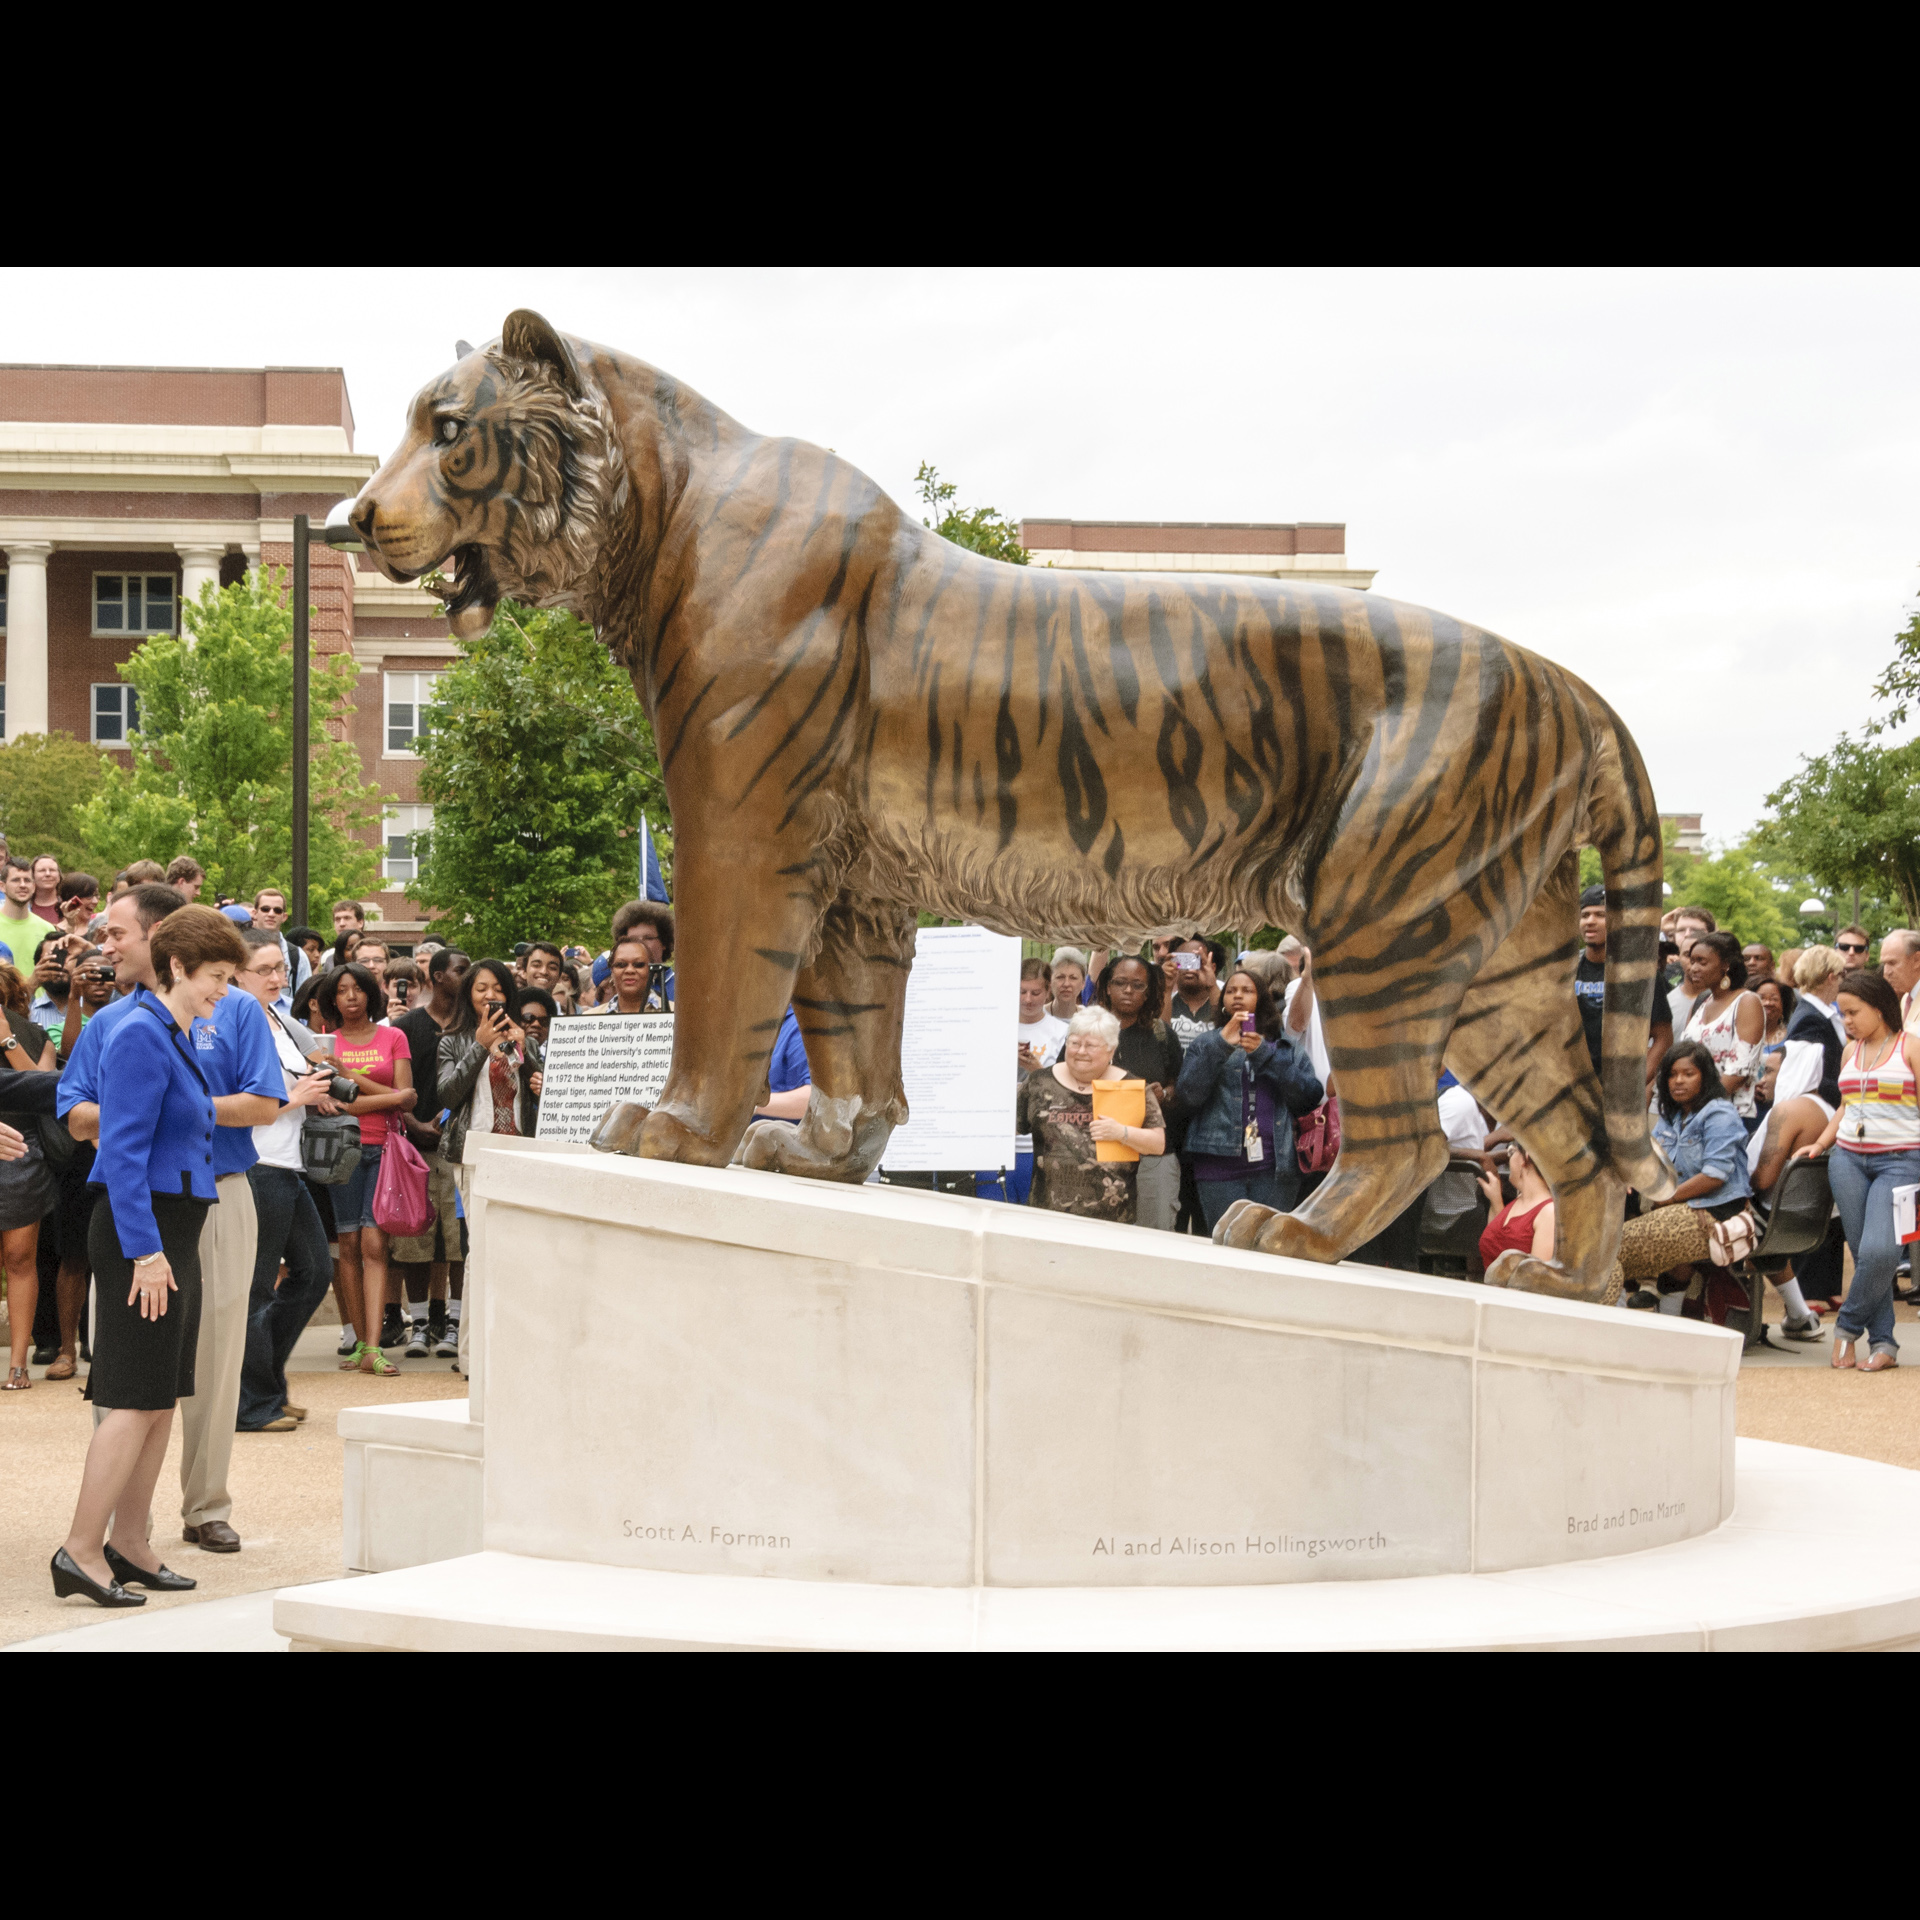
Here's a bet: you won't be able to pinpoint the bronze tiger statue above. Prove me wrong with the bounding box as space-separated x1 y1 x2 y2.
350 310 1674 1299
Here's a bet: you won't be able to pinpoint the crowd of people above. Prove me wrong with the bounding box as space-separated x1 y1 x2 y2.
6 823 1916 1608
1012 902 1920 1384
0 840 690 1608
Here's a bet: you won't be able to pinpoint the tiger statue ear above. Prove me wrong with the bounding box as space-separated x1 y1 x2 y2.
499 309 584 399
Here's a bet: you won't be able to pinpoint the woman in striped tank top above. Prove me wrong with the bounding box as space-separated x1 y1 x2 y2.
1794 968 1920 1370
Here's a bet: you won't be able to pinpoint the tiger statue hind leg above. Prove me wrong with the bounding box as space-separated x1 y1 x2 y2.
1215 673 1671 1302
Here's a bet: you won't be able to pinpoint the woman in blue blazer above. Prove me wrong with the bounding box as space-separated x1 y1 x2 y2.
53 905 250 1608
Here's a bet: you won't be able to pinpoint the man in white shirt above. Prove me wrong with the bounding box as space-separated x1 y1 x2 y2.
231 930 333 1431
1882 930 1920 1038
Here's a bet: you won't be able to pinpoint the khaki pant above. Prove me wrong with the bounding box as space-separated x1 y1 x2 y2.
178 1172 258 1527
1135 1152 1181 1232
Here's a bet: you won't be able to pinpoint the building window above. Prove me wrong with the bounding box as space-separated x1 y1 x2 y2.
93 574 176 636
384 805 433 882
385 673 445 756
92 684 141 745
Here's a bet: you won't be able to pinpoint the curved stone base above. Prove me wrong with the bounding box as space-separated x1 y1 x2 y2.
461 1144 1738 1589
274 1443 1920 1652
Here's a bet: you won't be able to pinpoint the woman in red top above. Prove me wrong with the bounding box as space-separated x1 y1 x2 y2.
1477 1139 1557 1271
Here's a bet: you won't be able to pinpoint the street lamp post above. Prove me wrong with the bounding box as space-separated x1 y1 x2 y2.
290 501 364 928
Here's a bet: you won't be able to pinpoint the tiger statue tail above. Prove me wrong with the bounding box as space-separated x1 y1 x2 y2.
1579 682 1678 1205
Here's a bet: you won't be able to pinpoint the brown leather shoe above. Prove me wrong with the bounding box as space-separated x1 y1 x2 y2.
182 1520 241 1553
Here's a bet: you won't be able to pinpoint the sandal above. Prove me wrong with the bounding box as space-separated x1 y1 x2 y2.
337 1340 366 1371
45 1352 76 1381
1861 1350 1900 1373
357 1346 402 1377
1832 1335 1858 1370
2 1366 29 1391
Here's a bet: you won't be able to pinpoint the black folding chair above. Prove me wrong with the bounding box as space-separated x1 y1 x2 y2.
1725 1151 1833 1352
1418 1157 1492 1277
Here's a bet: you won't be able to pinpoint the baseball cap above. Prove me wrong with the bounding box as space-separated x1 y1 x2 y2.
220 904 253 923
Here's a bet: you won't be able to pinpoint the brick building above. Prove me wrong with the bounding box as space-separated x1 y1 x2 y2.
0 363 451 937
1019 519 1375 589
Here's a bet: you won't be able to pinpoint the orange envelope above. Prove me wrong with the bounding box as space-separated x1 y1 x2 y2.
1091 1077 1147 1162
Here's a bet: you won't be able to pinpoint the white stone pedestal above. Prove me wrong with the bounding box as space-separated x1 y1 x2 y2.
283 1143 1920 1650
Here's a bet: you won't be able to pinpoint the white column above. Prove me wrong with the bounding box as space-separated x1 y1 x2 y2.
3 543 52 739
176 544 226 622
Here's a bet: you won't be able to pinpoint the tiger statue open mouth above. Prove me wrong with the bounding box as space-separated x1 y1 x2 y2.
349 310 1673 1300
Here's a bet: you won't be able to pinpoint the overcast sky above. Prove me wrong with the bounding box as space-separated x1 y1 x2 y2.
13 267 1916 840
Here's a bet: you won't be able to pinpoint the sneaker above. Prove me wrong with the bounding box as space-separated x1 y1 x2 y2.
380 1304 407 1349
1781 1314 1828 1342
336 1325 359 1358
434 1321 459 1358
1625 1289 1660 1311
405 1318 430 1359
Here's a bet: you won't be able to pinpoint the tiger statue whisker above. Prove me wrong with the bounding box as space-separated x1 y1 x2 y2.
351 310 1675 1301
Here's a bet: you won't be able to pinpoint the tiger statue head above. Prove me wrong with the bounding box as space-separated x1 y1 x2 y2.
350 310 627 638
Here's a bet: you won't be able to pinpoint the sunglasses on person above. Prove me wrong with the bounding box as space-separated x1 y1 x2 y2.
1838 940 1869 955
519 1007 550 1028
255 901 287 918
611 958 649 972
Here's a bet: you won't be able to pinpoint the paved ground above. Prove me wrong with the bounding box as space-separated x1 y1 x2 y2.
0 1343 465 1647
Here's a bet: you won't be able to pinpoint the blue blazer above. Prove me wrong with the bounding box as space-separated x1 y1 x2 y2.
94 987 219 1259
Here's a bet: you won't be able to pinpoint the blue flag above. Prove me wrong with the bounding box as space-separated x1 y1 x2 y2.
639 815 669 904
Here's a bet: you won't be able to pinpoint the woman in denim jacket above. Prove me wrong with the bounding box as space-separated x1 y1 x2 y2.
1173 966 1323 1230
1606 1039 1753 1313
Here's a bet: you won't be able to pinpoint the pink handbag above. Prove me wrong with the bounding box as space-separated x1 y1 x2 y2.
373 1128 436 1238
1296 1096 1341 1175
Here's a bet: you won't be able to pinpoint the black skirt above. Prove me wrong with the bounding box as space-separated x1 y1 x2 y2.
86 1189 210 1411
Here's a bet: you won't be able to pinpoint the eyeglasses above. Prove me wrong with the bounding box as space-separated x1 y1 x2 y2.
611 959 648 972
1838 941 1868 955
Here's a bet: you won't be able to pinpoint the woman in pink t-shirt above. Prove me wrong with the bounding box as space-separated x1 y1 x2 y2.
313 963 413 1375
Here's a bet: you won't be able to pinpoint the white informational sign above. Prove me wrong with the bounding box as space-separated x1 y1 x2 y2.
880 925 1021 1173
535 1014 676 1144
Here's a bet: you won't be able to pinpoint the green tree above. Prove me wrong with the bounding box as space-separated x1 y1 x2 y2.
916 462 1030 564
1867 598 1920 732
1669 838 1802 950
77 569 383 915
0 732 108 873
1757 734 1920 928
409 603 667 955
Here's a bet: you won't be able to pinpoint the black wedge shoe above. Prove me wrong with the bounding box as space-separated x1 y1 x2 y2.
49 1548 146 1608
103 1543 197 1592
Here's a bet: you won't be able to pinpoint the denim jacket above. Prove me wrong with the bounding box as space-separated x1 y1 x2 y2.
1653 1097 1752 1208
1175 1025 1323 1161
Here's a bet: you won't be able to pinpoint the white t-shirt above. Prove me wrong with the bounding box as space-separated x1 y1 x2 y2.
1015 1013 1070 1155
1438 1083 1485 1159
253 1009 319 1171
1282 977 1332 1086
1018 1013 1068 1070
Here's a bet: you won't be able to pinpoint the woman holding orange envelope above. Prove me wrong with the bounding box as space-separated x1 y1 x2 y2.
1018 1007 1165 1223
